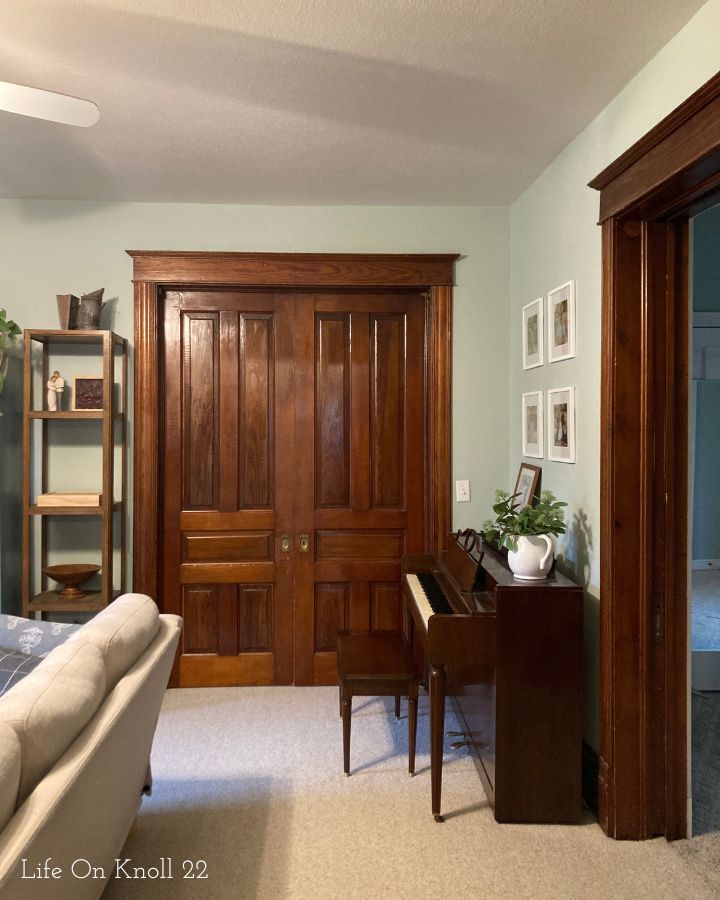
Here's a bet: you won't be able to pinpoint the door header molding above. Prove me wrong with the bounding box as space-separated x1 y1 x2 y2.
127 251 459 286
589 71 720 222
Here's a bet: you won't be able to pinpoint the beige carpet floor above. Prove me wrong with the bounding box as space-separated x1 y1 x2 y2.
103 687 717 900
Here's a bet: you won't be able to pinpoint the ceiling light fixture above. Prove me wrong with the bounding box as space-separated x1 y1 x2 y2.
0 81 99 127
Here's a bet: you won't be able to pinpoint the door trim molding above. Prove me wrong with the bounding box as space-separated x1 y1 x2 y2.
128 251 458 607
128 251 457 286
590 71 720 840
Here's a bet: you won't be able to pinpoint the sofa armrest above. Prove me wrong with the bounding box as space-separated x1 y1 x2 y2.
0 614 182 900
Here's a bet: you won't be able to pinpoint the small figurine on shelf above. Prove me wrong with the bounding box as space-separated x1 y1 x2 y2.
46 370 65 411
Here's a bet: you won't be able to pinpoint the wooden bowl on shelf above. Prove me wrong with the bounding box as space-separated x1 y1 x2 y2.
43 564 101 599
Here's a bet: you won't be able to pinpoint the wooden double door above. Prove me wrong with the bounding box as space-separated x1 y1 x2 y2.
161 289 427 686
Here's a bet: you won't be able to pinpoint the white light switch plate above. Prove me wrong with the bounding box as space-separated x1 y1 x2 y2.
455 479 471 502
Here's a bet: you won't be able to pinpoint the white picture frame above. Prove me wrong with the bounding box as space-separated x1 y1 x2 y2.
522 297 544 369
547 386 575 463
521 390 543 458
548 280 575 363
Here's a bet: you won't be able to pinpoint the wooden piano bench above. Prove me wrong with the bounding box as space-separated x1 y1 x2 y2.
336 630 420 777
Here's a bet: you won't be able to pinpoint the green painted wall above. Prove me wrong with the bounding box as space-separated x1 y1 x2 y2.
509 0 720 750
0 202 509 612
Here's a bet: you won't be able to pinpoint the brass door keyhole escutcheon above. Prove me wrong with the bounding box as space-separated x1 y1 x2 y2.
299 534 309 553
280 534 290 553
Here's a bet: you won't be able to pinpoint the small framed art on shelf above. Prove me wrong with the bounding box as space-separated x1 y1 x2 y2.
73 376 104 410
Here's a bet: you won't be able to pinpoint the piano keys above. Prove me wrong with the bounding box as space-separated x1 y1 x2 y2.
404 572 454 621
402 530 583 824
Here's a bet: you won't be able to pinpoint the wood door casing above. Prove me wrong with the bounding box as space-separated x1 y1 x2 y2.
133 252 455 689
294 293 426 684
162 291 295 686
589 72 720 839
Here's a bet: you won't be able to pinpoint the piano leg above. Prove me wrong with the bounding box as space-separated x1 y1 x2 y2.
341 693 352 776
429 664 446 822
408 681 419 776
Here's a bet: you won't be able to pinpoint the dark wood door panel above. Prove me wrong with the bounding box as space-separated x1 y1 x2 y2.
183 531 274 563
238 314 274 509
295 292 427 684
162 290 294 687
180 562 275 583
181 312 220 510
314 582 351 651
370 314 405 508
369 582 403 632
315 314 351 508
182 585 220 654
315 529 404 560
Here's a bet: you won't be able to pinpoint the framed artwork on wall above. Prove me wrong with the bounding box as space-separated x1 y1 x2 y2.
522 298 544 369
521 390 543 458
547 386 575 463
513 462 542 508
548 280 575 362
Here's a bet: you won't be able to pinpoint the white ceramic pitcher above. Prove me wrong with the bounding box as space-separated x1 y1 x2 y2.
507 534 554 580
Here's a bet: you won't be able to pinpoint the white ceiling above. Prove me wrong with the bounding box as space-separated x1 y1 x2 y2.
0 0 708 205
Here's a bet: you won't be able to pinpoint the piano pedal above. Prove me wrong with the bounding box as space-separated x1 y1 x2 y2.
450 738 487 751
446 730 467 738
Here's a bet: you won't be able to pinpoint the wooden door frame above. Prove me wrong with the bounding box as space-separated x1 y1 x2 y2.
589 71 720 840
128 250 457 624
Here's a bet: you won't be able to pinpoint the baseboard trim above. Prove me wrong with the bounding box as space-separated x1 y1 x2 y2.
582 740 599 816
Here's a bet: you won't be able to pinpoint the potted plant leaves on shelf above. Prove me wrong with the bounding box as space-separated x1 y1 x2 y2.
0 308 21 399
482 488 567 580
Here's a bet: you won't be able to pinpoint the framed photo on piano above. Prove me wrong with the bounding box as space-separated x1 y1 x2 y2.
521 390 543 458
513 462 541 509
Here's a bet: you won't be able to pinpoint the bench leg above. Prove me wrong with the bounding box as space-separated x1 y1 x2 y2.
395 695 401 720
342 693 352 775
408 682 418 775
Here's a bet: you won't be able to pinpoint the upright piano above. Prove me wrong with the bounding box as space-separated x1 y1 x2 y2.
402 531 583 823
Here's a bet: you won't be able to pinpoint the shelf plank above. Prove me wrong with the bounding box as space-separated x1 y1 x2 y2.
29 410 104 419
29 501 123 516
26 329 125 346
28 590 120 613
28 411 125 420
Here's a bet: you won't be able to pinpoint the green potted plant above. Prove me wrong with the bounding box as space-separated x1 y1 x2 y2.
482 488 567 580
0 308 21 399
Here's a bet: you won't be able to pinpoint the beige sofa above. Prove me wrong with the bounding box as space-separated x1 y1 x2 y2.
0 595 181 899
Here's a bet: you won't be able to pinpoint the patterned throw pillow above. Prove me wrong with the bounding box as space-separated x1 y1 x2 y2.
0 649 43 698
0 616 80 659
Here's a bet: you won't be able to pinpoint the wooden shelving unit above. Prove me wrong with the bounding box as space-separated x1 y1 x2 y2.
22 329 127 618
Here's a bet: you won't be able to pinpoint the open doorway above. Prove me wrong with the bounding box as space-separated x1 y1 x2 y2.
690 202 720 836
